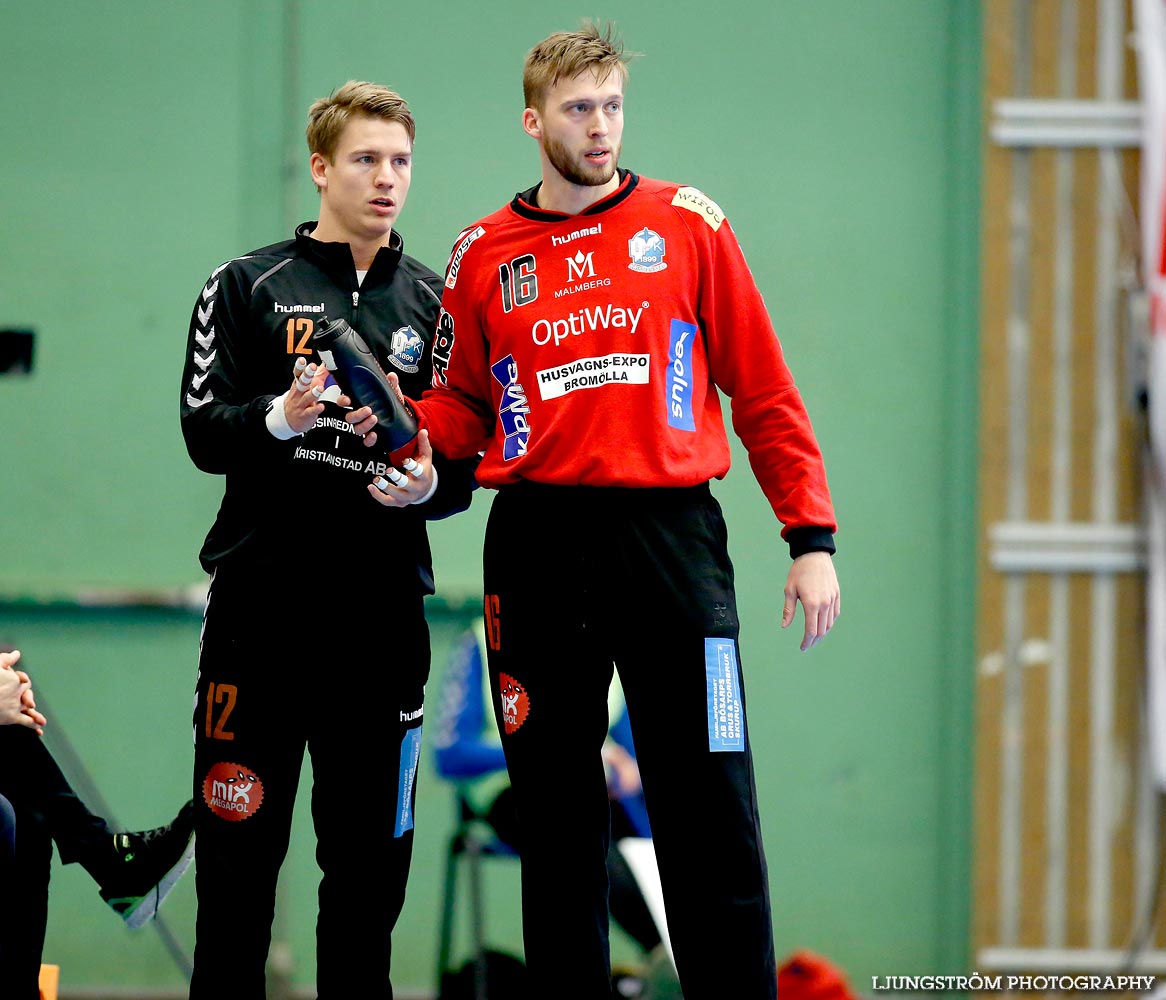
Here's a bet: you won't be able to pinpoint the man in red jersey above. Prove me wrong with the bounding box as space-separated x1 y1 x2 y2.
356 21 840 1000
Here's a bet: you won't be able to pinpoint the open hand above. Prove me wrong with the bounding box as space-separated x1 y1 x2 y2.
781 552 840 651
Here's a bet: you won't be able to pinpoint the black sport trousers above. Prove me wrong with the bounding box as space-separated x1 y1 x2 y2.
0 726 113 999
482 482 777 1000
189 563 429 999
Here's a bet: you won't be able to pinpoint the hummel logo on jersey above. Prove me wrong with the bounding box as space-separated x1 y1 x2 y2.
565 250 597 282
552 222 602 247
273 302 325 313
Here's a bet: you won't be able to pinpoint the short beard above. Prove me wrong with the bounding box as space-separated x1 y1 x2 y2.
544 134 619 188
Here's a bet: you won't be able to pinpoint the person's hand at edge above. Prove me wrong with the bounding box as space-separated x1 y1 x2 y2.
0 650 46 733
781 551 840 652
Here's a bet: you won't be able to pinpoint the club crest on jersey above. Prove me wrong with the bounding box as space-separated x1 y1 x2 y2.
628 227 667 273
386 326 424 374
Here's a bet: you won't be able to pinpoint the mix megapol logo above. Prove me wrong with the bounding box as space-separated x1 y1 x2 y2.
499 673 531 734
203 761 264 822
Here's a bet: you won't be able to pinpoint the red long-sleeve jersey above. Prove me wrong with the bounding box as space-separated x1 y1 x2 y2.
414 171 836 541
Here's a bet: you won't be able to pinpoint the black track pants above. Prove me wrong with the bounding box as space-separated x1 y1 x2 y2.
189 565 429 999
0 726 115 998
482 483 777 1000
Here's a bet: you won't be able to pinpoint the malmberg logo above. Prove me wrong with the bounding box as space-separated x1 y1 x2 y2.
274 302 325 313
566 250 597 282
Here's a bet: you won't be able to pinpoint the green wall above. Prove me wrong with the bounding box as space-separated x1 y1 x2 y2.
0 0 981 994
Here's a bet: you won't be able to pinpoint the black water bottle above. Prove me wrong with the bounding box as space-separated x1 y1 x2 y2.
311 316 419 458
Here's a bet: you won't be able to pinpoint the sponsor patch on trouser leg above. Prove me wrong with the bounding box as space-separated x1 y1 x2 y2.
499 673 530 733
202 762 265 821
705 638 744 752
395 727 423 837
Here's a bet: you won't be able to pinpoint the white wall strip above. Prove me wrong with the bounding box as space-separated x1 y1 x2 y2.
992 98 1142 147
1088 0 1126 950
1045 0 1078 948
998 0 1035 946
989 521 1147 573
978 947 1166 973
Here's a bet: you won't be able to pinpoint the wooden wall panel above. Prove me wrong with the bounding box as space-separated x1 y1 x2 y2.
975 0 1159 967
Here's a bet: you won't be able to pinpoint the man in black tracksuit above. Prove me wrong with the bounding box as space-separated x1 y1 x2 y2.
179 82 475 998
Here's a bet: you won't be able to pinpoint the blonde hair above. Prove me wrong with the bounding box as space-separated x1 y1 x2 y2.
306 81 416 161
522 20 634 111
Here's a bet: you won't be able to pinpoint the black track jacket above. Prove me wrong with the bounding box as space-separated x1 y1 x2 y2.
180 223 477 591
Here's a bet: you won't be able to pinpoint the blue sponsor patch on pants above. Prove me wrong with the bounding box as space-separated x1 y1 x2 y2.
395 726 423 837
705 639 744 752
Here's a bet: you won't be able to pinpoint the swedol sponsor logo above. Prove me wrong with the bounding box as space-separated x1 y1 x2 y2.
667 319 697 431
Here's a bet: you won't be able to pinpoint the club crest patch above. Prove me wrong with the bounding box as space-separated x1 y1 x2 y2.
628 227 668 273
386 326 424 374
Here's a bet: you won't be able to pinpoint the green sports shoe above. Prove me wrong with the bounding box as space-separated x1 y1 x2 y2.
98 799 196 929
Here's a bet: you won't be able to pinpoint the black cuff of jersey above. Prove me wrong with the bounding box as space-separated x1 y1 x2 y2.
421 450 481 521
787 527 836 560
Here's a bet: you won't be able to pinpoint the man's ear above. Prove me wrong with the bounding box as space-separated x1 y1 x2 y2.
309 151 330 190
522 108 542 141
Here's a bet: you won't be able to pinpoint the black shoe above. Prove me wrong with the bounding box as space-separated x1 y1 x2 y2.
98 799 196 929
